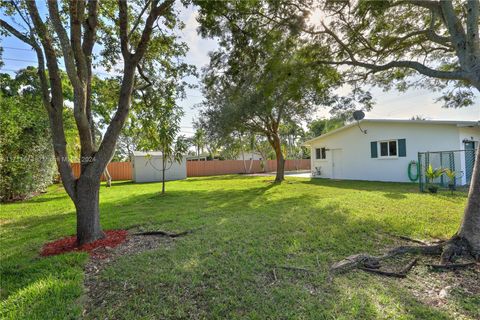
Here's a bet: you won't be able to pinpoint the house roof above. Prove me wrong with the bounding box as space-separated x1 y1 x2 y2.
302 119 479 146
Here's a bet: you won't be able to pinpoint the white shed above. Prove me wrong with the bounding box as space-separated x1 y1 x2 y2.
132 151 187 183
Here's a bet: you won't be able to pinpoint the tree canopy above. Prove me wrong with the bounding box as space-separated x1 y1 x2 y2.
196 0 343 181
302 0 480 107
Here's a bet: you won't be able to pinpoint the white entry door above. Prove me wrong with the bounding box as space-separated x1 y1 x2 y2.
331 149 343 179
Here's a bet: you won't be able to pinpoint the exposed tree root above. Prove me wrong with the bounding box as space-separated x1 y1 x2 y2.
331 235 479 278
359 258 417 278
330 242 444 274
392 234 430 245
439 235 472 264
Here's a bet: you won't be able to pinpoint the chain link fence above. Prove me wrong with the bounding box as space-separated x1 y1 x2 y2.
418 149 477 192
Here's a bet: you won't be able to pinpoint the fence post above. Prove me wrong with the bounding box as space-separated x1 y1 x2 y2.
418 152 423 192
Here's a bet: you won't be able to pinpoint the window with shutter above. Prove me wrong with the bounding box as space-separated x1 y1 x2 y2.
371 141 378 158
378 140 401 158
398 139 406 157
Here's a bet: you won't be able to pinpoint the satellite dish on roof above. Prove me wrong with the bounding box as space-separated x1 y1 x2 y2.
353 110 365 121
352 110 367 134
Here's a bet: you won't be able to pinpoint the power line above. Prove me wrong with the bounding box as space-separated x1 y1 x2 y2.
3 46 34 51
3 57 37 63
1 67 205 100
1 66 116 78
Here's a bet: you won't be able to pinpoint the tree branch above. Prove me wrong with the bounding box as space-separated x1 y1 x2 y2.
47 0 83 91
128 0 152 38
320 22 467 81
440 0 468 64
95 0 174 174
24 2 77 199
82 0 100 148
48 0 94 159
118 0 132 59
131 0 174 63
69 0 88 82
82 0 99 58
0 19 50 112
318 58 467 81
135 64 154 90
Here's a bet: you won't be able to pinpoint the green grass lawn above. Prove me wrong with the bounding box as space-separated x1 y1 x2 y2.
1 176 478 319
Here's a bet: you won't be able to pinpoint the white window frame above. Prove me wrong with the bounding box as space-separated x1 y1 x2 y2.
378 140 398 159
315 147 327 160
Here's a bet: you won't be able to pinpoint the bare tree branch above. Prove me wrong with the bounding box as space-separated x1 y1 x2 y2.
47 0 83 91
118 0 132 59
95 0 175 174
69 0 88 81
0 18 50 111
135 64 154 90
48 0 95 158
320 22 467 81
128 0 152 38
24 2 77 198
82 0 100 146
131 0 175 63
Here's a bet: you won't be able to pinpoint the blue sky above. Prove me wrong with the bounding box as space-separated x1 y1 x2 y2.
1 5 478 138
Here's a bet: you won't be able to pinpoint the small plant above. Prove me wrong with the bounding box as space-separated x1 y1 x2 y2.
443 168 458 192
425 165 443 193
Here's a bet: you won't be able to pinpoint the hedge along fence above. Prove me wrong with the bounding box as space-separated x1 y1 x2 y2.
71 159 310 180
71 162 132 181
186 159 310 177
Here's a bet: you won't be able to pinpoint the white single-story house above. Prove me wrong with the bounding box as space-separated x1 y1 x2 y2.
303 119 479 184
132 151 187 183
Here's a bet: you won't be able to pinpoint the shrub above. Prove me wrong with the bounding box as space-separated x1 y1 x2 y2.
0 72 56 202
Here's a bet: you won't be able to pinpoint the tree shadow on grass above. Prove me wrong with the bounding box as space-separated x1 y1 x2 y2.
298 178 418 193
1 179 470 319
84 195 462 319
383 192 407 200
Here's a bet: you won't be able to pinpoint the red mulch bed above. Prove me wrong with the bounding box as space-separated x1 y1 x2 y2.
41 230 128 258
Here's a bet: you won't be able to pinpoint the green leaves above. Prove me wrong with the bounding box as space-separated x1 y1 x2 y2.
0 71 56 201
199 16 339 137
425 165 444 181
316 0 479 107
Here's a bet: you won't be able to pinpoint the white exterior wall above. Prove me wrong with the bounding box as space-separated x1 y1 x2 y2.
133 155 187 183
309 122 479 183
458 126 480 147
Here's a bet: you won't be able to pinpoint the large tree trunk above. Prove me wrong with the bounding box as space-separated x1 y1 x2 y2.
271 133 285 183
441 146 480 263
74 175 104 245
456 147 480 258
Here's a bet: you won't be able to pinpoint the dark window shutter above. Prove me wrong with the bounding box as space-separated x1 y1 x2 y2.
398 139 406 157
370 141 378 158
